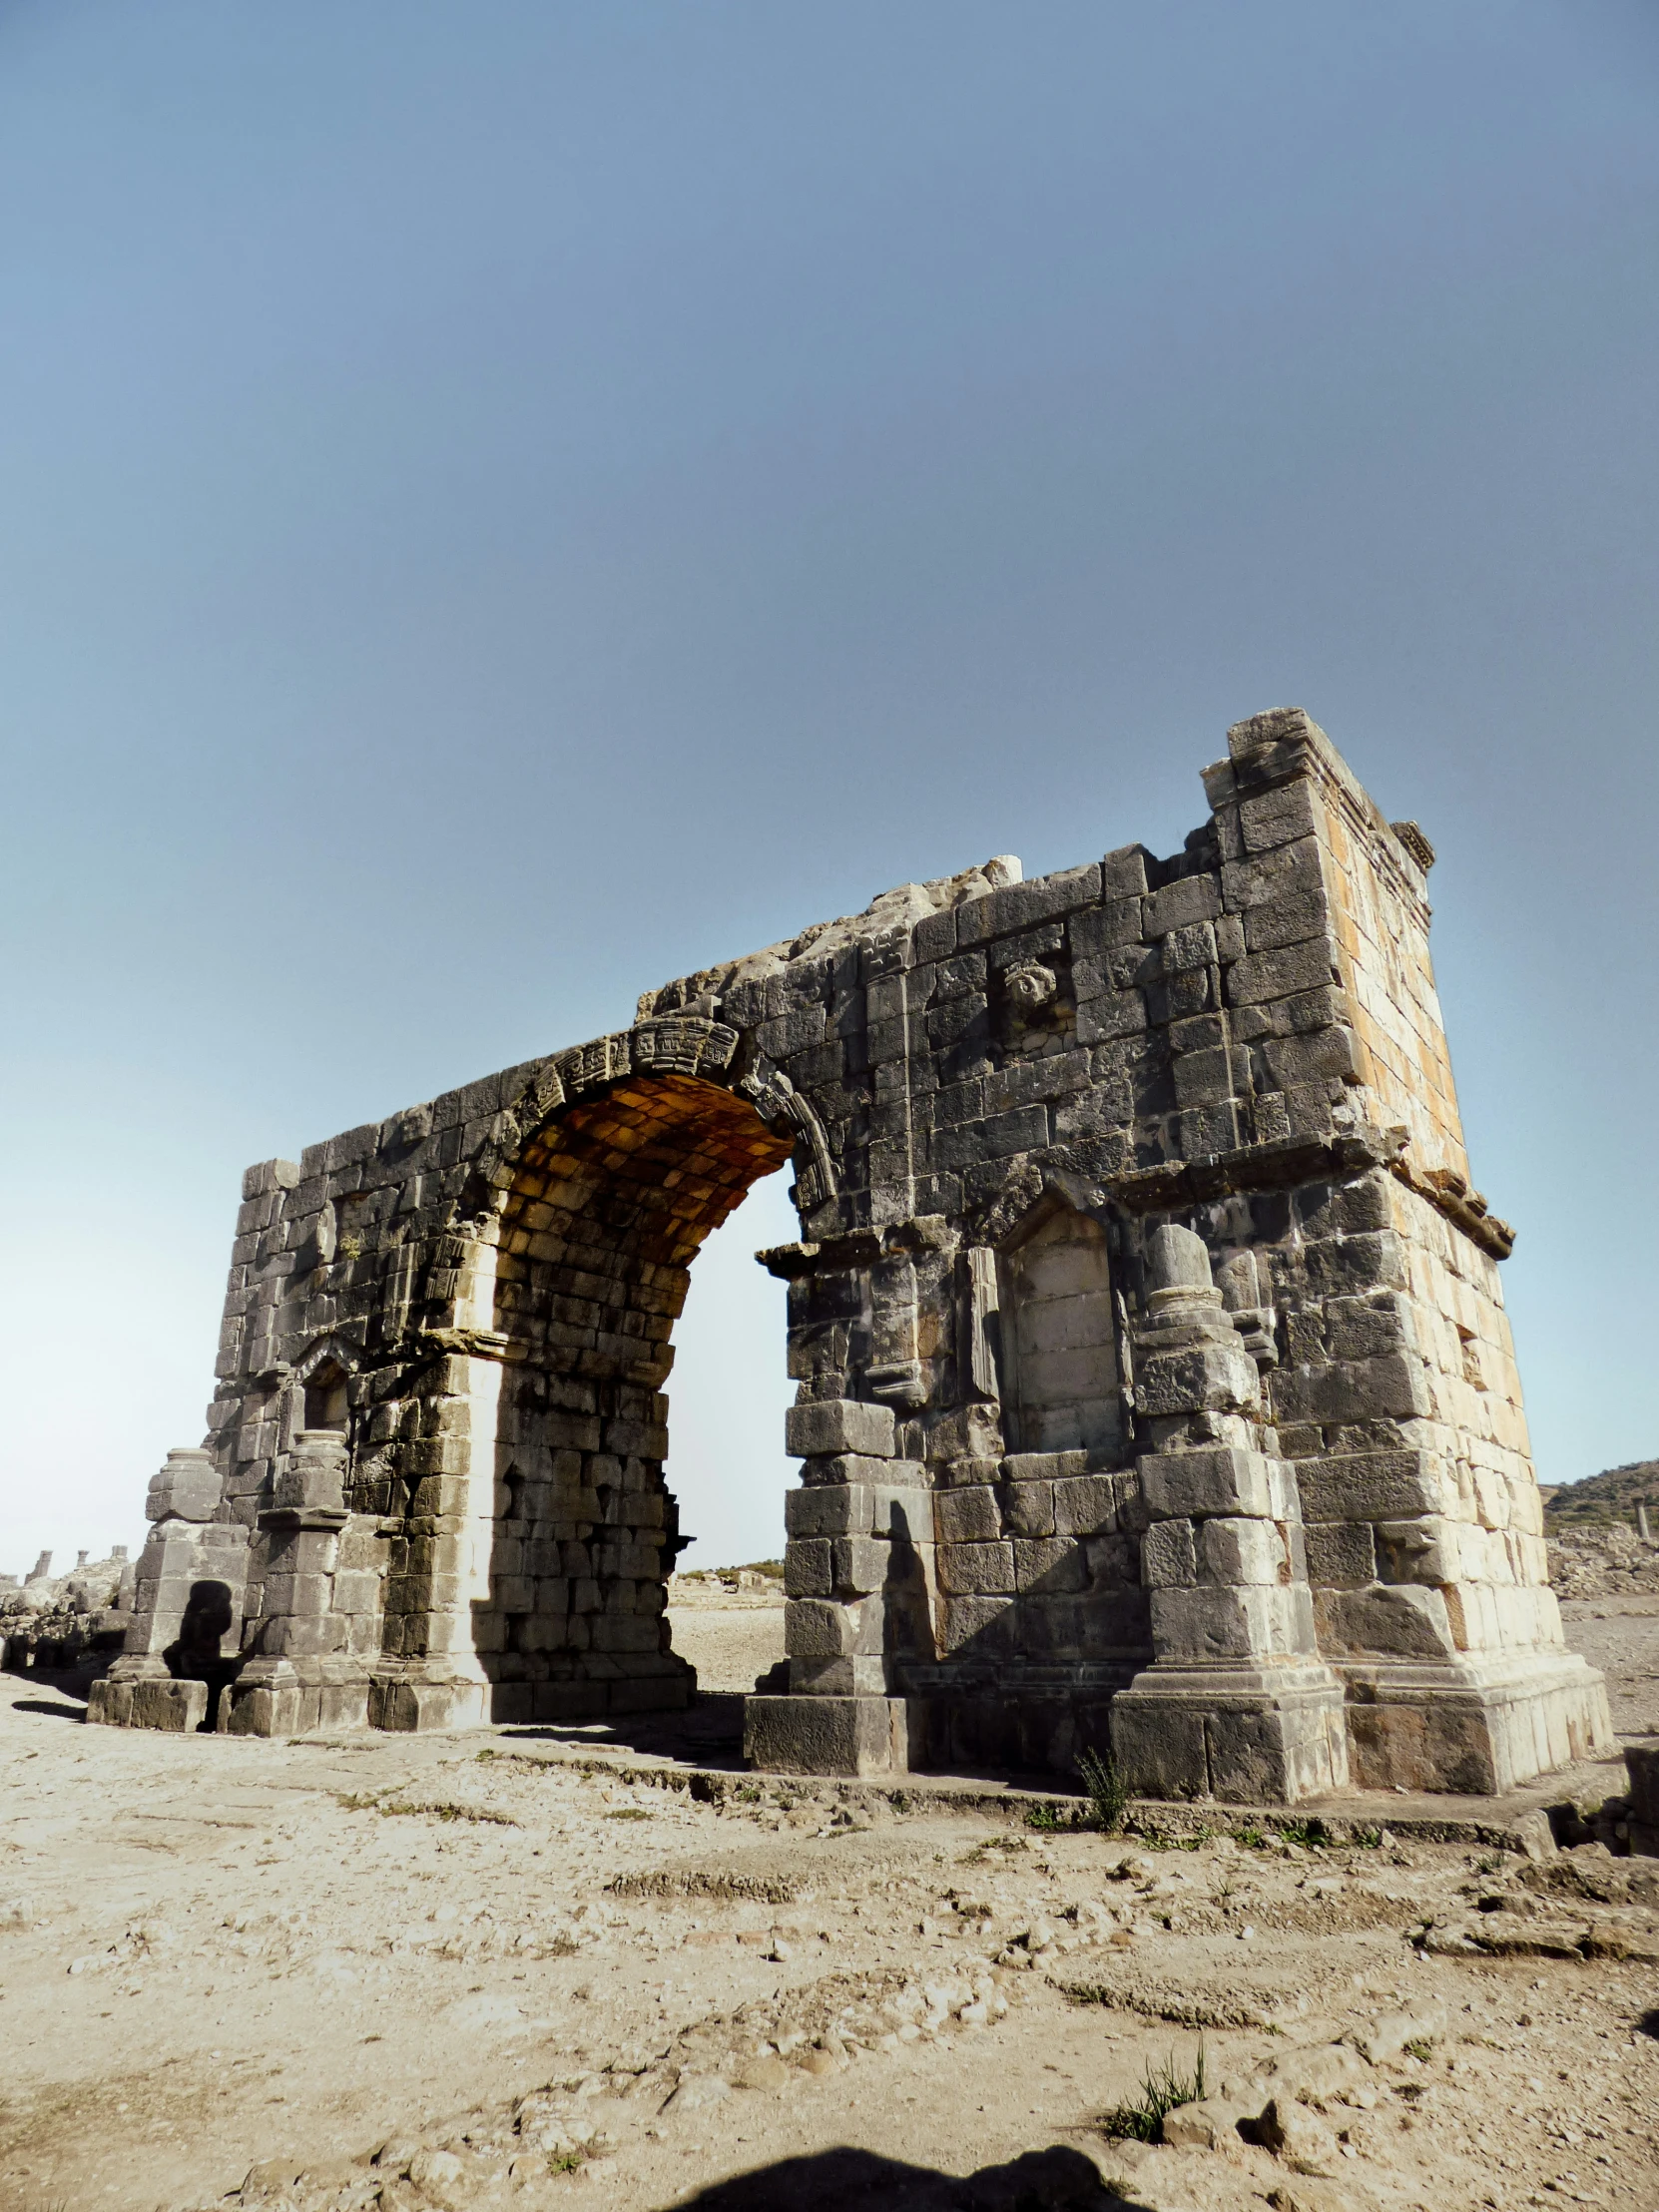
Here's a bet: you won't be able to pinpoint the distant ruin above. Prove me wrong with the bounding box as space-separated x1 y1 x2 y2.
90 710 1610 1800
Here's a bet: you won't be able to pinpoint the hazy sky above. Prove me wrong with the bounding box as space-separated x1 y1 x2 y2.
3 2 1656 1575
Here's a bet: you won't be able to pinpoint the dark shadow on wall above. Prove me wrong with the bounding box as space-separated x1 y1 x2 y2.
165 1577 240 1730
889 1496 1152 1786
663 2141 1147 2210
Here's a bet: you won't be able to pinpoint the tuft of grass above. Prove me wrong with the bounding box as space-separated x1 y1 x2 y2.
1101 2042 1209 2141
603 1808 651 1822
1079 1747 1130 1836
336 1792 516 1827
960 1835 1029 1865
1275 1817 1331 1851
1232 1825 1268 1850
547 2147 589 2175
1351 1826 1383 1849
1025 1801 1064 1832
1402 2036 1435 2061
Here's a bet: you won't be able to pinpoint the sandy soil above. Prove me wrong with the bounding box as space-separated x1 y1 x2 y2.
2 1609 1656 2212
1558 1597 1659 1741
666 1601 785 1699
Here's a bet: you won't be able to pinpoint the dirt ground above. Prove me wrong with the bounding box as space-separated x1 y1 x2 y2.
2 1605 1657 2212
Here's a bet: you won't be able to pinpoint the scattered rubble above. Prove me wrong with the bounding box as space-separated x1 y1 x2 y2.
0 1544 134 1689
6 1666 1659 2212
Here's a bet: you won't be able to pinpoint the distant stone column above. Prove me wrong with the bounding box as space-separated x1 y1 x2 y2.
87 1450 249 1732
1110 1227 1350 1804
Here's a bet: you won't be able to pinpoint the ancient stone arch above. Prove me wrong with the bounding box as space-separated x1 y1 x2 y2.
93 709 1612 1802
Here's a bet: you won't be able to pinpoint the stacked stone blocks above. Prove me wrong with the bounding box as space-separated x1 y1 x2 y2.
92 710 1609 1803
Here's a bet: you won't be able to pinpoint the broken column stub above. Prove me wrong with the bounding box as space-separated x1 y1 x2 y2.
87 1448 245 1733
1111 1228 1350 1804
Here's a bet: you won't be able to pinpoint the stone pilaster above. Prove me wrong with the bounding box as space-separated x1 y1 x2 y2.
1111 1228 1349 1803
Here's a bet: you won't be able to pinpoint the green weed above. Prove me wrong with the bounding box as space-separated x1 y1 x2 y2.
1275 1817 1332 1851
1101 2042 1210 2141
1078 1747 1130 1836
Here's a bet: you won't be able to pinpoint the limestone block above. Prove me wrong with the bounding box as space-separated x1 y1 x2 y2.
1141 1447 1272 1521
785 1599 861 1658
785 1399 895 1460
1135 1341 1260 1418
1000 1478 1055 1538
938 1594 1014 1652
936 1540 1016 1596
785 1484 873 1539
783 1540 832 1598
789 1655 888 1695
1083 1531 1140 1587
1143 1519 1198 1588
146 1449 221 1525
1315 1583 1456 1658
1110 1702 1209 1796
868 1485 932 1540
804 1451 922 1489
1013 1536 1085 1592
1296 1450 1451 1523
1150 1584 1301 1662
1273 1352 1429 1425
744 1693 912 1776
1198 1516 1283 1587
830 1535 891 1596
273 1442 346 1516
1375 1517 1456 1585
936 1485 1000 1544
86 1678 208 1732
1001 1449 1088 1482
266 1529 338 1576
1053 1473 1119 1537
1303 1519 1377 1588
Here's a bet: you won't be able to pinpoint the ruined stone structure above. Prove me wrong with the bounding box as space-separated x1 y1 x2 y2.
90 710 1611 1800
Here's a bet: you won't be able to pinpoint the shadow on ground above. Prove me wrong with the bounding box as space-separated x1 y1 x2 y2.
660 2142 1145 2210
9 1693 88 1723
501 1691 750 1768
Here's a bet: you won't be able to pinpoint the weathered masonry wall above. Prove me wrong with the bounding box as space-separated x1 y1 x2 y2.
92 709 1610 1803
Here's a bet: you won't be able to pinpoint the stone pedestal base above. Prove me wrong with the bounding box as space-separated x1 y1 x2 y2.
1339 1650 1613 1795
366 1665 492 1734
221 1658 374 1737
86 1673 208 1733
744 1693 912 1776
1111 1662 1351 1803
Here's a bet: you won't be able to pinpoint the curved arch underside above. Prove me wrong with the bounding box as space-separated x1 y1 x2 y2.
484 1073 795 1722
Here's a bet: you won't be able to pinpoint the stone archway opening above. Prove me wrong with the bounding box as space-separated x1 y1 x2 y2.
483 1070 796 1725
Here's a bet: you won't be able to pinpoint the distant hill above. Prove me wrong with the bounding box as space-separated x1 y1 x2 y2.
1545 1459 1659 1524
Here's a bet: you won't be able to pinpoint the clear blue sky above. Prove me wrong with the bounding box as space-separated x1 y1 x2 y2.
3 2 1656 1573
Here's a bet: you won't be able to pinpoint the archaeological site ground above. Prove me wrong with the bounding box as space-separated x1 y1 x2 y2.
5 708 1656 2212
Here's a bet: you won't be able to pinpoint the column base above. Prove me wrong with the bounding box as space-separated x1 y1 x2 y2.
1111 1661 1351 1803
744 1693 913 1777
86 1673 208 1733
1338 1650 1613 1794
367 1664 491 1734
